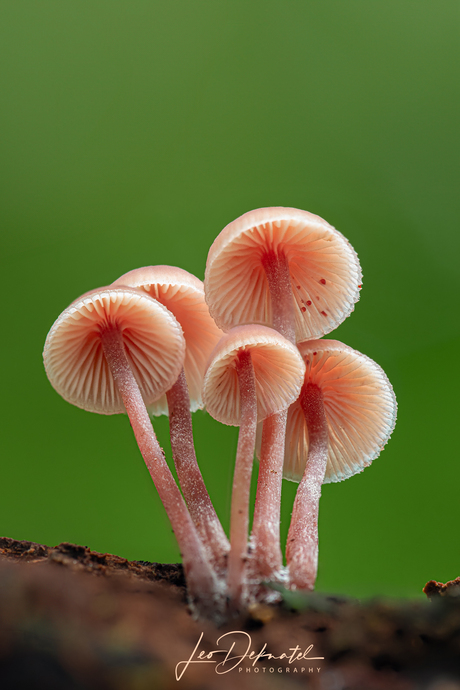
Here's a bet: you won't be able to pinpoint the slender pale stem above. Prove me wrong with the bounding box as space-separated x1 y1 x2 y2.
250 250 295 586
227 349 257 610
286 383 328 591
262 249 296 344
250 410 286 580
100 326 221 618
166 369 230 575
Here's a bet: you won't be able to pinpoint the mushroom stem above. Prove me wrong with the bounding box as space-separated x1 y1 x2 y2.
286 383 328 591
99 326 221 618
249 250 295 588
262 250 296 344
166 369 230 574
227 349 257 610
250 410 286 582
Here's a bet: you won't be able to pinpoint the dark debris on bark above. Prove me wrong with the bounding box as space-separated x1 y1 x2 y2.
1 537 460 690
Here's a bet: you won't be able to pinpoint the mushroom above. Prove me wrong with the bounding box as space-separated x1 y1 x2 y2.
203 325 305 609
112 266 223 414
204 207 362 581
43 286 221 618
205 206 362 344
284 339 397 591
111 266 229 571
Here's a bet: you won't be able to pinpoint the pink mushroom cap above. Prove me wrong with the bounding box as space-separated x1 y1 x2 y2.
43 287 186 415
284 339 397 483
111 266 223 415
205 207 362 341
203 325 306 426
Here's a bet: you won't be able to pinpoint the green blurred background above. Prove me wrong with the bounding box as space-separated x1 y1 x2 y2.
1 1 458 599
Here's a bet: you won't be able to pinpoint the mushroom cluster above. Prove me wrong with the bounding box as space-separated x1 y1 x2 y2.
43 207 396 622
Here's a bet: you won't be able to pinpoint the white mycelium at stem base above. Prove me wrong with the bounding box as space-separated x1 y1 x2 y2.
284 339 397 591
43 287 222 618
111 266 229 573
203 325 305 610
205 207 362 586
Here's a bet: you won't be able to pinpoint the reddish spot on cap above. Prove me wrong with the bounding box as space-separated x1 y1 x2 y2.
301 307 306 312
205 207 363 342
321 311 327 317
316 296 320 300
306 300 312 306
358 284 362 288
296 285 301 289
313 352 317 356
320 278 326 285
